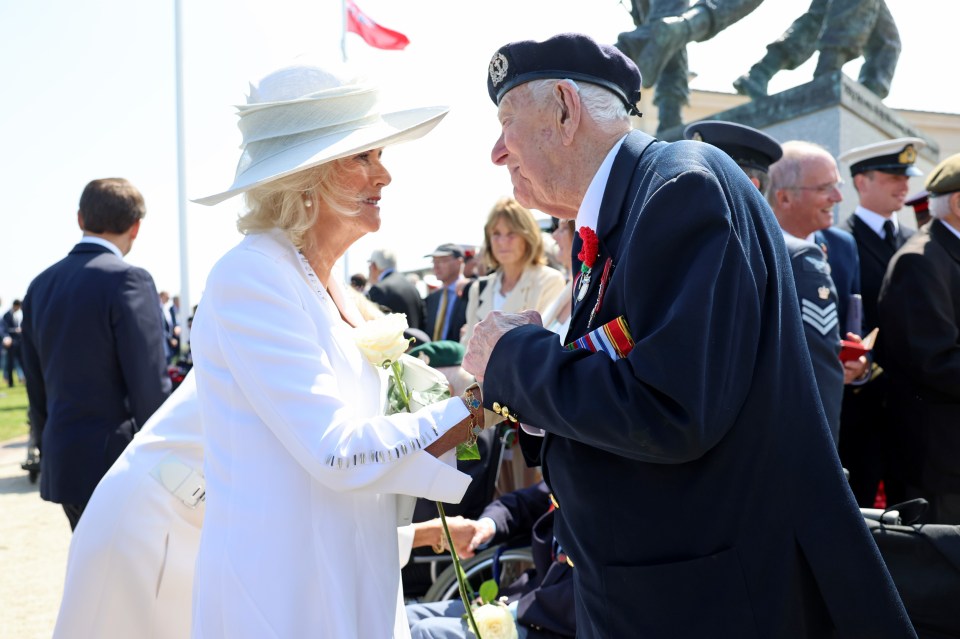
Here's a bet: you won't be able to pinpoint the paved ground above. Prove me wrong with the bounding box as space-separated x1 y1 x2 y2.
0 435 71 639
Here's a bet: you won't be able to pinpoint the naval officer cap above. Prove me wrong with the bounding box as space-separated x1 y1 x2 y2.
684 120 783 173
487 33 642 116
925 153 960 197
838 137 926 177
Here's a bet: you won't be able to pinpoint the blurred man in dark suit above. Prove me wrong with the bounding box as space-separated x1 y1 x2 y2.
837 137 925 507
367 248 426 330
2 298 24 387
879 153 960 524
423 243 468 342
21 178 171 530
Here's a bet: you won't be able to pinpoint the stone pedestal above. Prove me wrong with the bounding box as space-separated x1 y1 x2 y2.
655 72 940 229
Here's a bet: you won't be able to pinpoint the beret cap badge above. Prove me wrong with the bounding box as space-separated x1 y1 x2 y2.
489 53 508 87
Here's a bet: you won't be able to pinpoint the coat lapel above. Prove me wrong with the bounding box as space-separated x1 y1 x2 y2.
932 219 960 265
847 214 895 269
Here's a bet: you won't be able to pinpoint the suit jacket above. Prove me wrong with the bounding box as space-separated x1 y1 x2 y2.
785 235 844 443
20 242 172 505
878 220 960 493
841 213 914 352
367 269 426 330
461 265 565 345
483 131 914 638
423 284 467 342
814 226 862 336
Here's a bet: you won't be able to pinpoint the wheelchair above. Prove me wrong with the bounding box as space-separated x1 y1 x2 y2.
422 542 535 602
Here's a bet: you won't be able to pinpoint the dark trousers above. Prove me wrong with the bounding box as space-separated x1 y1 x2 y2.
62 503 86 531
4 343 22 386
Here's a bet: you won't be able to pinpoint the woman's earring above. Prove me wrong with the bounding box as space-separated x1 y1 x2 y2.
304 198 312 208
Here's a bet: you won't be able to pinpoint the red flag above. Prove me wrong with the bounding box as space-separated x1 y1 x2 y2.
345 0 410 50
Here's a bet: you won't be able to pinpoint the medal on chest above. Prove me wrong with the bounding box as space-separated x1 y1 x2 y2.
576 226 599 302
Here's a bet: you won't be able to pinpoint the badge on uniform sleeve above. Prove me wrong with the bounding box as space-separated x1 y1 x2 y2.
818 286 830 300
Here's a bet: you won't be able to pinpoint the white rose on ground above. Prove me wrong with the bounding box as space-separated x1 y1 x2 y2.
353 313 409 366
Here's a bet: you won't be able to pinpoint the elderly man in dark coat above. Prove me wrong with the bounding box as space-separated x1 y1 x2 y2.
879 153 960 525
463 33 914 638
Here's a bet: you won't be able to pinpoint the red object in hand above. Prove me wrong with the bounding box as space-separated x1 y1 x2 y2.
839 340 869 362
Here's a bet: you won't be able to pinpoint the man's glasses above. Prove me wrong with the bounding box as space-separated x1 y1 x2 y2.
787 180 845 193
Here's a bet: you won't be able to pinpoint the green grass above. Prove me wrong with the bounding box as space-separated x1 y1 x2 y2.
0 384 30 442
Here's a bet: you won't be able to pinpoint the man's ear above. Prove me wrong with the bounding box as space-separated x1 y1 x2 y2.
77 211 85 231
128 219 141 241
774 187 791 209
554 81 581 146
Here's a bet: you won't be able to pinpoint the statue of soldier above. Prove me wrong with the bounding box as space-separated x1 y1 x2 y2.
734 0 901 100
617 0 764 133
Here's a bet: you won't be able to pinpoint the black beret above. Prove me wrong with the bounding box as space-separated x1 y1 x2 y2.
684 120 783 173
487 33 641 116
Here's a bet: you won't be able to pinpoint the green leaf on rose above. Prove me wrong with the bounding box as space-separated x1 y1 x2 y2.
478 579 499 605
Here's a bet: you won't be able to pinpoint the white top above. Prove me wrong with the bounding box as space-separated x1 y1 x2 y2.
190 229 470 638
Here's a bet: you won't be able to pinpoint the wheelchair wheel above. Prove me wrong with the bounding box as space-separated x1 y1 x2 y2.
422 545 534 602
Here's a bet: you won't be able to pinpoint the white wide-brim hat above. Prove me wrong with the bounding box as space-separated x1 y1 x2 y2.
194 65 448 206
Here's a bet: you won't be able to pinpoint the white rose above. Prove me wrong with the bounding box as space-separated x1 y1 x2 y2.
470 603 518 639
353 313 410 366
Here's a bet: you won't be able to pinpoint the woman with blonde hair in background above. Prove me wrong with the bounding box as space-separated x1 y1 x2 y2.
461 197 564 494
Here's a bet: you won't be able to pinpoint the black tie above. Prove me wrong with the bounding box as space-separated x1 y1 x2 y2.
883 219 897 249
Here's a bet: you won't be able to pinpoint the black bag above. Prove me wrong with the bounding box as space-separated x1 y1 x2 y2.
866 499 960 638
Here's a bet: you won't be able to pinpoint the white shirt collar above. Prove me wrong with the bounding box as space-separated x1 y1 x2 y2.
575 134 628 233
781 228 816 244
854 206 900 238
79 236 123 259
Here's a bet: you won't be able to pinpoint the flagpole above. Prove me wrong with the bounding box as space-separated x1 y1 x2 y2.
341 0 348 62
174 0 191 351
341 0 350 286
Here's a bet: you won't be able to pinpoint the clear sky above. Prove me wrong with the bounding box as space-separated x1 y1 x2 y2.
1 0 955 314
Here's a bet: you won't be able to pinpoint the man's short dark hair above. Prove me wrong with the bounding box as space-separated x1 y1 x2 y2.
79 178 146 234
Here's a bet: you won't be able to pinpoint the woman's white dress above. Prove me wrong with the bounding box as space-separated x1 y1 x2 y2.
190 229 471 638
53 372 204 639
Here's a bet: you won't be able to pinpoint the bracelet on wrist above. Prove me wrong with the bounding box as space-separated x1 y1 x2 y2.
461 383 484 448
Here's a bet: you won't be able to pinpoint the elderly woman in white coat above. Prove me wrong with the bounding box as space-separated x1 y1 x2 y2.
189 64 484 638
461 197 565 345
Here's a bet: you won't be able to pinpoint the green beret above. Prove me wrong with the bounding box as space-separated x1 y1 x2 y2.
408 340 465 368
925 153 960 196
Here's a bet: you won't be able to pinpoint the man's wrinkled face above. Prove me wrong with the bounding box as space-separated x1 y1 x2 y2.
490 84 564 214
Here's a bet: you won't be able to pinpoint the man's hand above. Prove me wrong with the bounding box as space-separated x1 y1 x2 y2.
463 310 542 382
842 332 870 384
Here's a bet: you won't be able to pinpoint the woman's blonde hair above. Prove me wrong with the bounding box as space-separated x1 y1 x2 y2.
481 197 547 271
238 158 362 250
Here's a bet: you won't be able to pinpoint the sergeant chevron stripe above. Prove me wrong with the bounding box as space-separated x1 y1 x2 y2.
801 299 838 336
